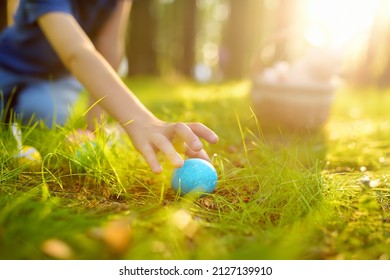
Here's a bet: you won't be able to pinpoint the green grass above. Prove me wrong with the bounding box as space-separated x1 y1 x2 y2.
1 78 390 260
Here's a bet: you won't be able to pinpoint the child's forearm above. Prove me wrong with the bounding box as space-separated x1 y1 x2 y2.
67 46 156 128
95 0 131 71
7 0 19 26
38 13 154 130
87 0 131 131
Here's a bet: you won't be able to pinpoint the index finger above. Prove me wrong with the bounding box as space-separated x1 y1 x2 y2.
187 122 219 144
171 122 204 152
136 143 163 174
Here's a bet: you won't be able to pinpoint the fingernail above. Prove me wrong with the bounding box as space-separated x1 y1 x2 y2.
175 158 184 167
152 165 163 174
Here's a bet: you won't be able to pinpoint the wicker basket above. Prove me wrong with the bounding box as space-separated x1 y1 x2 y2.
251 80 334 130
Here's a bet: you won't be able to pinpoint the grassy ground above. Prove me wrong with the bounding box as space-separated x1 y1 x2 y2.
1 78 389 260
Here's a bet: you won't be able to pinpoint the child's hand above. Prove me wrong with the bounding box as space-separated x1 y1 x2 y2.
125 118 219 174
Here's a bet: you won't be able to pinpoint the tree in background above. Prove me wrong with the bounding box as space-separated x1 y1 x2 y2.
174 0 197 77
219 0 264 80
251 0 302 74
126 0 159 76
360 0 390 88
126 0 197 78
155 0 197 78
337 0 390 88
125 0 267 81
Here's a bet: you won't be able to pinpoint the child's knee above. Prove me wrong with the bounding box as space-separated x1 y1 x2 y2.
14 80 80 127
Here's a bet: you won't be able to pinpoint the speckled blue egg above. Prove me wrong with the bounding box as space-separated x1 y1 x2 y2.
171 158 218 196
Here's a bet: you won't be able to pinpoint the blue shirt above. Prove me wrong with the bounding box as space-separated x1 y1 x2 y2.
0 0 119 79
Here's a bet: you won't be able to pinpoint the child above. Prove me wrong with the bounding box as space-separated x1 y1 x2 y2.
0 0 219 174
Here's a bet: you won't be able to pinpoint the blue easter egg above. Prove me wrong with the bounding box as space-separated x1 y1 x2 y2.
171 158 218 196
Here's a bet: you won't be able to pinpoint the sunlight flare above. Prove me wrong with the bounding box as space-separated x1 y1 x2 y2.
302 0 379 48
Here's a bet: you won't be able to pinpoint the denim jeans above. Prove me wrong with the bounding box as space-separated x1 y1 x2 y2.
0 67 83 127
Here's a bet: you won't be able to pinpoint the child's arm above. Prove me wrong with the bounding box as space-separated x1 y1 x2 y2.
37 12 218 174
7 0 19 26
95 0 130 70
85 0 132 131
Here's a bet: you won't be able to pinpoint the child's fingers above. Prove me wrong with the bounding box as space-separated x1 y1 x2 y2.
137 143 163 174
185 146 211 162
170 122 203 152
151 134 184 168
187 122 219 144
131 121 217 174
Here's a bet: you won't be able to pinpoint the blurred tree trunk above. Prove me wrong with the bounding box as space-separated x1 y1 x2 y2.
0 0 7 31
220 0 264 80
351 0 390 88
273 0 301 60
126 0 159 76
370 0 390 88
379 57 390 88
175 0 196 78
